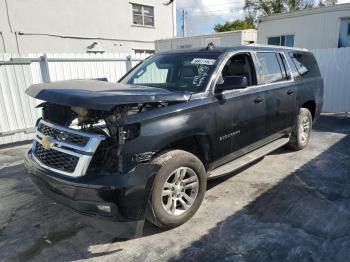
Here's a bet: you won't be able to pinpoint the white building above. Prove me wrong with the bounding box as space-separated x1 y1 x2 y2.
257 3 350 49
0 0 176 54
155 29 257 52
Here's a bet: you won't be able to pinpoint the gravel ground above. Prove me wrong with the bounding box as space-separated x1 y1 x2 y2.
0 115 350 262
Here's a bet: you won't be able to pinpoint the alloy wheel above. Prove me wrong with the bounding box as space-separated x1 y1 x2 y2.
161 167 199 216
299 115 310 144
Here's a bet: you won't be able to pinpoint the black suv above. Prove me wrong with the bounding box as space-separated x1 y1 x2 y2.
25 45 323 237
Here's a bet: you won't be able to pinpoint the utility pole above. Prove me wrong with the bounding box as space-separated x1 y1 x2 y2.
182 9 187 37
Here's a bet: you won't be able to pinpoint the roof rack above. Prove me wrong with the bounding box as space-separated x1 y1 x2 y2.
247 43 309 52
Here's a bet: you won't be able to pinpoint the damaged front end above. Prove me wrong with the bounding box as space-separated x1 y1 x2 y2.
34 100 166 176
24 80 190 238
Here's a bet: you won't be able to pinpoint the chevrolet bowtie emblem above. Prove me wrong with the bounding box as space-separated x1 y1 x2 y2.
41 136 54 149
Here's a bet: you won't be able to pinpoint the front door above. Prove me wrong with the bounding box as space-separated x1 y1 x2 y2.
211 52 267 169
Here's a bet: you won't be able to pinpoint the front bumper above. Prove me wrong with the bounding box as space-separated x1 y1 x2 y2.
25 150 160 236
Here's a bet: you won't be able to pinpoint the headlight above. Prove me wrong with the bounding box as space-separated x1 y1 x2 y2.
119 124 140 144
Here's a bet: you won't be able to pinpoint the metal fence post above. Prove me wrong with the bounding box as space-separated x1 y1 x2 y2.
39 54 51 83
126 55 132 71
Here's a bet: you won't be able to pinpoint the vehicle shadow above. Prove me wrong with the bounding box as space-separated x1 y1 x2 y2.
168 129 350 261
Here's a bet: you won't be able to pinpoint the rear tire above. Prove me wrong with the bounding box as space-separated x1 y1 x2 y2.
147 150 207 228
287 108 312 150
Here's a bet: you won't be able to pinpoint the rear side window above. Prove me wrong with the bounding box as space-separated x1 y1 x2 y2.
276 53 288 80
256 52 286 84
285 53 300 78
288 52 320 78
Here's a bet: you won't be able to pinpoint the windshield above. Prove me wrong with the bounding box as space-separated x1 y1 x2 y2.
120 52 221 92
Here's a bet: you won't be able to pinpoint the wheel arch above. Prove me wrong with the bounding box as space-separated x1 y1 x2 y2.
301 100 316 120
156 134 212 170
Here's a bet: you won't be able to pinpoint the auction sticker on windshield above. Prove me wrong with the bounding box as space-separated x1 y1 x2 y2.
191 58 216 66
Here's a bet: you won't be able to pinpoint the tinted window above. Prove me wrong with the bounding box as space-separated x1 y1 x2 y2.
276 53 288 80
285 53 300 78
256 52 284 84
289 53 308 76
289 52 321 79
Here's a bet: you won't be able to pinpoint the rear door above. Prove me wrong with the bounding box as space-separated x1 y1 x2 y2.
254 52 296 139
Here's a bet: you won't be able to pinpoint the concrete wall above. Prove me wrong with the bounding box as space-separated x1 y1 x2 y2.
155 29 257 52
0 0 176 54
257 3 350 49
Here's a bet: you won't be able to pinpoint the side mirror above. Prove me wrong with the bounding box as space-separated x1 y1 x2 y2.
215 76 248 93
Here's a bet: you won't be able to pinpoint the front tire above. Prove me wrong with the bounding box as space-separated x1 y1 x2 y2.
147 150 207 228
287 108 312 150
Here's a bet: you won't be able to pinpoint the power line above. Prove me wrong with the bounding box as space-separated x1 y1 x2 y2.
4 0 13 33
0 32 7 52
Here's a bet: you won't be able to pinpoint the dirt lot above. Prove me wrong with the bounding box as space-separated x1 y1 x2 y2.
0 115 350 262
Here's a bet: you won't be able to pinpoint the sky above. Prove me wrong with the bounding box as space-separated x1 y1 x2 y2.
176 0 350 37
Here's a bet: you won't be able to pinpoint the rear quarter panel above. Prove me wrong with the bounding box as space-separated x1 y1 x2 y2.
286 51 324 119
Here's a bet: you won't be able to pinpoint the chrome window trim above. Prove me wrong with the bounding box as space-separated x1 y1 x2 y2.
215 79 295 96
209 50 296 96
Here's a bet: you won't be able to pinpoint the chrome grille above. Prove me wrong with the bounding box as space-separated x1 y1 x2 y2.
34 142 79 173
32 119 105 177
37 122 89 146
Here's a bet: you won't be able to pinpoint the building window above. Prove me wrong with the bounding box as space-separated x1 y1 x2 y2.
132 3 154 27
268 35 294 47
338 18 350 48
134 49 154 55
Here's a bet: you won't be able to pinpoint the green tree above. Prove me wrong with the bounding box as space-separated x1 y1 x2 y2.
244 0 336 16
214 0 337 32
214 16 256 32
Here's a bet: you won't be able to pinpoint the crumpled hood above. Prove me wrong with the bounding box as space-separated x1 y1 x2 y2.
26 80 191 110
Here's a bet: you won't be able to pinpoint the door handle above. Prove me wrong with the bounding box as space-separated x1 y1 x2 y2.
287 90 295 95
254 97 265 104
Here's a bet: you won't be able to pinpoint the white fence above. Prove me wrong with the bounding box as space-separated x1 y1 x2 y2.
0 48 349 145
312 48 350 113
0 53 147 145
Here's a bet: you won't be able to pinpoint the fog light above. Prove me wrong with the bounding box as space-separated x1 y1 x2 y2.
97 204 111 213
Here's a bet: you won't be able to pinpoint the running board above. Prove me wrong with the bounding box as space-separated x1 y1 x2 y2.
208 137 289 179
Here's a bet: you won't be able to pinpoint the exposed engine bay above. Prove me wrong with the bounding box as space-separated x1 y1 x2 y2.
39 101 168 173
40 102 167 136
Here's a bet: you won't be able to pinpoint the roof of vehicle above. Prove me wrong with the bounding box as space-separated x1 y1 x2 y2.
156 44 309 55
